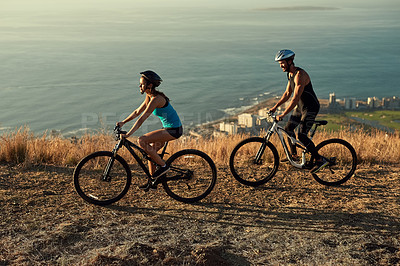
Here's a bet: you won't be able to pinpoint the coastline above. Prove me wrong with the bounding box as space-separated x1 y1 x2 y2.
1 95 398 139
188 97 277 137
188 96 400 137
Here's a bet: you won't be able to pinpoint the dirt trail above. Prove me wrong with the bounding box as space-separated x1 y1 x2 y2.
1 163 399 265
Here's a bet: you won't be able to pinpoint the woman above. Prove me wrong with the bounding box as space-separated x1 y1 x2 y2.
117 70 183 188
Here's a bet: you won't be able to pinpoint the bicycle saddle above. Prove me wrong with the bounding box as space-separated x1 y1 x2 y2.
314 120 328 126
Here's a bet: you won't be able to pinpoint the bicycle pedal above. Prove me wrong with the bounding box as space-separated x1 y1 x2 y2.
139 182 157 192
304 161 313 169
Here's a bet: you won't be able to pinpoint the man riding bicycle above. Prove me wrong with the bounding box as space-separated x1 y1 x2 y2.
269 49 328 173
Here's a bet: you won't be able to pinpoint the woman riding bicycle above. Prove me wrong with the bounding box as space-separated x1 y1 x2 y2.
116 70 183 187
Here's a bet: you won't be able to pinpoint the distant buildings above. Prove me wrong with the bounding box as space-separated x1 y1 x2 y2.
382 96 400 109
329 93 400 110
329 93 337 108
218 107 291 135
344 98 357 110
218 112 270 135
219 121 237 135
238 113 257 128
216 93 399 136
367 97 380 109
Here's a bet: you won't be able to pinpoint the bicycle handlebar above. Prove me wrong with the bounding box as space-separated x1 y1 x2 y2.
266 111 278 122
114 125 127 141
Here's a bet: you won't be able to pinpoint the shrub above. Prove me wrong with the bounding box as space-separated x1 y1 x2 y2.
0 127 398 166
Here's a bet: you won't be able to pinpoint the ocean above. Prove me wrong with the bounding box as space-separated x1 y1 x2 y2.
1 3 399 137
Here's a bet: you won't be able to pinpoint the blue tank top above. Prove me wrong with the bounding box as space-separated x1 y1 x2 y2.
152 101 182 128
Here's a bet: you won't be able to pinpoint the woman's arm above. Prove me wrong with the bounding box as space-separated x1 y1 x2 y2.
117 96 150 127
124 96 164 137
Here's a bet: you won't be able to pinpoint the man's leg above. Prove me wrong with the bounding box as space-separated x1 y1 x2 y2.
297 110 319 159
284 114 301 156
297 110 329 173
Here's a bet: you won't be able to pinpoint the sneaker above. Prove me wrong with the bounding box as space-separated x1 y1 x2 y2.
138 181 156 191
152 165 170 179
139 165 170 191
281 155 299 163
310 157 329 174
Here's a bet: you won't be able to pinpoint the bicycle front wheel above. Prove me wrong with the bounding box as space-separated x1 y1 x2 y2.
229 137 279 187
162 149 217 203
73 151 131 205
312 138 357 186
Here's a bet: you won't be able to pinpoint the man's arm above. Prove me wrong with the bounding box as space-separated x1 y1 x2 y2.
270 81 292 113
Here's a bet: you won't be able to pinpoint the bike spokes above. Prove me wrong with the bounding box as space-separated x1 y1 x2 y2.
229 137 279 187
74 152 131 205
312 139 357 186
162 150 217 203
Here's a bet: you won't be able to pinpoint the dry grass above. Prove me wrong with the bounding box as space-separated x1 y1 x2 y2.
0 127 399 167
0 127 399 264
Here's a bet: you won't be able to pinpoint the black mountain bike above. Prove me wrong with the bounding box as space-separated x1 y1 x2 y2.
73 126 217 205
230 112 357 187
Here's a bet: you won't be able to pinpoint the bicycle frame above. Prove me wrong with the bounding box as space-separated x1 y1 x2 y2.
264 114 320 169
103 128 191 184
102 136 169 183
129 138 164 172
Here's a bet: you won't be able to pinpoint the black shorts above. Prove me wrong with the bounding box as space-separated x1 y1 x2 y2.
285 108 319 135
164 126 183 139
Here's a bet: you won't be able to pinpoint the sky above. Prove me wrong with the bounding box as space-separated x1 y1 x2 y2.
1 0 399 11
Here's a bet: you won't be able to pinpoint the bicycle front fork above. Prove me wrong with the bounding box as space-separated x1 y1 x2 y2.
254 142 267 164
102 158 115 182
102 141 122 182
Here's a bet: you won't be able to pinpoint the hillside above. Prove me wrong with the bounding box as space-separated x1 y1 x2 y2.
1 163 399 265
0 127 399 264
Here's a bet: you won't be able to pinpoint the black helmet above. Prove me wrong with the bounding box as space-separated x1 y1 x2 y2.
140 70 162 87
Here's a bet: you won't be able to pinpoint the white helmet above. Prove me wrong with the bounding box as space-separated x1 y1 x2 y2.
275 49 295 62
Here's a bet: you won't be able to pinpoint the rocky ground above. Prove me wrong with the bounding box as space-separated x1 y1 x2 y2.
1 163 399 265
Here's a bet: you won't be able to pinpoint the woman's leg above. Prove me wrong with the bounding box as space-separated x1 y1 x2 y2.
138 129 176 175
147 142 165 176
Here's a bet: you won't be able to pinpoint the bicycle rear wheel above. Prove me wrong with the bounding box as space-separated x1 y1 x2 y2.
73 151 131 205
162 149 217 203
229 137 279 187
312 138 357 186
